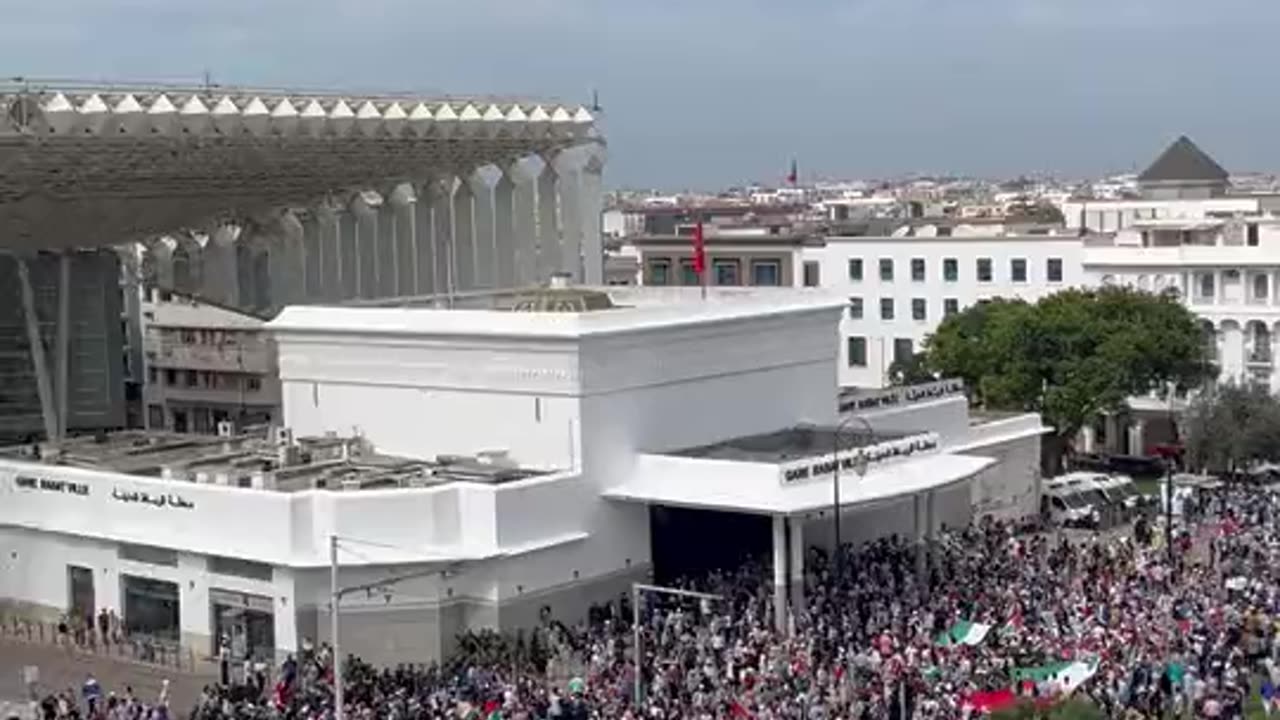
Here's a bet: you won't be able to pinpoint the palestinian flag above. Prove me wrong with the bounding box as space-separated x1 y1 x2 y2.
1012 659 1098 694
935 620 992 646
963 688 1017 713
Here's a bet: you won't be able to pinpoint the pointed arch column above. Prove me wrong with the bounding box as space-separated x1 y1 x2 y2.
493 170 517 289
412 181 437 296
269 211 306 309
469 170 497 290
203 224 240 306
301 209 324 301
389 184 417 297
535 159 561 282
429 179 455 296
337 203 360 301
554 152 584 282
510 161 539 287
351 193 378 300
453 179 477 293
580 148 607 285
374 189 399 298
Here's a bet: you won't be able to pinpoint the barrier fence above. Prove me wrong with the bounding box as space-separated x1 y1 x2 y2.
0 616 201 673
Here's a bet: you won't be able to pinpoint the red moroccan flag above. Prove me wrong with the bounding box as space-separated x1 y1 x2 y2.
691 219 706 275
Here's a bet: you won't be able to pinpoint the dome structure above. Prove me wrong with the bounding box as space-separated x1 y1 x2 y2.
507 274 615 313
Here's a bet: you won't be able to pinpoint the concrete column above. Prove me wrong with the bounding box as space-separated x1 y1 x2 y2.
203 225 239 306
1080 425 1097 454
469 172 496 290
16 256 58 444
301 210 323 301
337 209 359 301
375 192 399 298
535 161 561 282
55 252 71 442
1128 420 1147 457
493 172 516 289
318 205 343 303
453 181 476 292
268 211 305 309
430 180 455 296
390 185 416 297
352 194 378 300
150 240 176 290
580 151 606 285
772 514 788 635
512 164 538 287
788 517 804 619
412 184 436 296
554 153 584 281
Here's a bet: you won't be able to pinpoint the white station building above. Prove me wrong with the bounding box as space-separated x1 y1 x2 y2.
0 284 1046 666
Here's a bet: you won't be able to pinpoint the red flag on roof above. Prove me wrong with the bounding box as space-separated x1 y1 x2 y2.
691 219 706 276
786 158 798 185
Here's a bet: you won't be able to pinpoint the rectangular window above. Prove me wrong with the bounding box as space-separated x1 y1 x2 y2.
750 260 780 286
246 377 262 392
893 338 914 365
1047 258 1063 283
848 297 863 319
880 297 895 320
713 259 740 286
118 543 179 567
1248 223 1260 246
1197 272 1215 300
679 260 699 286
147 367 157 384
847 336 868 367
911 298 927 321
943 258 958 282
147 404 164 429
944 298 959 316
847 258 863 282
910 258 926 282
207 556 274 582
185 370 198 387
879 258 894 282
803 261 820 287
976 258 993 282
1010 258 1028 283
647 258 671 286
164 369 177 386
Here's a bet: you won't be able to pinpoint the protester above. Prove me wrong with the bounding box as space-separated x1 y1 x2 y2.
35 485 1280 719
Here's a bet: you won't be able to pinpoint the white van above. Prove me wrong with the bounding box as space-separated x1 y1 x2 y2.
1043 473 1107 527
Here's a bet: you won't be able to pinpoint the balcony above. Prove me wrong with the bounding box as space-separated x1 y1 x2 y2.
1247 348 1274 367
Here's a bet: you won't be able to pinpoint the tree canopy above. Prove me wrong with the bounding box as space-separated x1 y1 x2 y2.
1184 382 1280 473
923 287 1213 469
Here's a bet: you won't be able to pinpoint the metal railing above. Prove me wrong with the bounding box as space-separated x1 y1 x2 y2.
0 616 201 673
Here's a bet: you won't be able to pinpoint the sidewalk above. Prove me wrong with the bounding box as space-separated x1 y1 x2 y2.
0 639 214 714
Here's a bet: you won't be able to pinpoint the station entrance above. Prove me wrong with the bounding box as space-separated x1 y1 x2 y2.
649 505 771 583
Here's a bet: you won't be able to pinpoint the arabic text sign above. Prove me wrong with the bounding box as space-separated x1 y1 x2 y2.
111 487 197 510
14 475 89 496
839 379 965 414
779 433 941 485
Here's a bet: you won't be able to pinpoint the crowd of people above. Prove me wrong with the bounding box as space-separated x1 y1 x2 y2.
23 486 1280 719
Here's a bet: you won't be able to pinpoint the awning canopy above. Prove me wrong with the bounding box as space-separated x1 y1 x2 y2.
603 451 995 516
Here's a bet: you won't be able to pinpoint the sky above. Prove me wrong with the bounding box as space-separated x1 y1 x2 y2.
3 0 1279 189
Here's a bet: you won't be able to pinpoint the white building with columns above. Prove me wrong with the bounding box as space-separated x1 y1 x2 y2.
0 285 1045 665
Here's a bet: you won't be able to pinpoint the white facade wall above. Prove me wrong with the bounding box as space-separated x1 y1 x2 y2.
1060 198 1260 232
803 237 1086 387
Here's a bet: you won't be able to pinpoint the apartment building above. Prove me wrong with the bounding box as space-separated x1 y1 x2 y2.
141 292 280 433
628 229 818 288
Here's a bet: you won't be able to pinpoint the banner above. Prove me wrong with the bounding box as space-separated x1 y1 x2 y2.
935 620 992 646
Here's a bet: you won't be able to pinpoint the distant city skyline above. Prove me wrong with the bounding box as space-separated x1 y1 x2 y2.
4 0 1278 188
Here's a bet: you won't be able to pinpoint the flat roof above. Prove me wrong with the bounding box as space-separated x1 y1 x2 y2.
2 427 549 492
268 286 845 339
670 425 906 464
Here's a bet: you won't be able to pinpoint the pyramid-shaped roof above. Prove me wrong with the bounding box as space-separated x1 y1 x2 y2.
1138 136 1229 184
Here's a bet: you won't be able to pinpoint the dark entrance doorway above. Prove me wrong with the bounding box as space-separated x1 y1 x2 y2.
121 575 180 641
649 505 770 583
210 589 275 662
67 565 95 620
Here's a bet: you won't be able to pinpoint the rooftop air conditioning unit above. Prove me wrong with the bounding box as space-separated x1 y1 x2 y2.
160 467 174 481
250 471 270 490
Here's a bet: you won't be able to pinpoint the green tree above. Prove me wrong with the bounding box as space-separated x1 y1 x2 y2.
1184 382 1280 473
923 287 1213 472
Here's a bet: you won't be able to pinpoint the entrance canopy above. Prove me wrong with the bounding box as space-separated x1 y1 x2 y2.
604 426 995 516
0 81 598 251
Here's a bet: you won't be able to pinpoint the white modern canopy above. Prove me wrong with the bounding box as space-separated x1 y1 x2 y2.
0 81 601 252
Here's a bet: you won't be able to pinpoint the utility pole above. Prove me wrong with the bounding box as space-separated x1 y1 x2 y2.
330 535 344 720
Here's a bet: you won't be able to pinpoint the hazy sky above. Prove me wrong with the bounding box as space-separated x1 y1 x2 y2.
3 0 1278 188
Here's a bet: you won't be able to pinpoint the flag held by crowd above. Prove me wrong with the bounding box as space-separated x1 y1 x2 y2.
934 620 991 646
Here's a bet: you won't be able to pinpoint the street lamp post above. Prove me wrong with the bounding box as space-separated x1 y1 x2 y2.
330 535 344 720
832 415 873 585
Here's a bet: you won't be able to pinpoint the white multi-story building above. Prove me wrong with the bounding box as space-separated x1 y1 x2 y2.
810 231 1087 387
